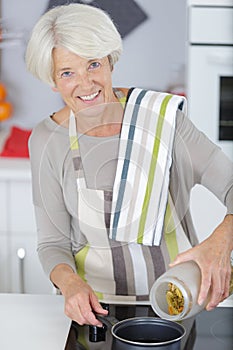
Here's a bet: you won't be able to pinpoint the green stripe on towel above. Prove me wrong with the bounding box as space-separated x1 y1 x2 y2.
69 135 79 150
75 244 90 282
137 94 173 244
164 201 179 262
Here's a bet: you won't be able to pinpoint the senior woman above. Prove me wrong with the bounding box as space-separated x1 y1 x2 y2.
25 3 233 345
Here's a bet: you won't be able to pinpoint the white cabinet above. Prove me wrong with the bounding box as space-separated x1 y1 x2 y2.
0 236 9 292
0 159 52 294
9 181 37 232
187 3 233 241
10 233 51 293
0 182 9 292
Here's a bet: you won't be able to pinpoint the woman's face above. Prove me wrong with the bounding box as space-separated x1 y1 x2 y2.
52 47 116 113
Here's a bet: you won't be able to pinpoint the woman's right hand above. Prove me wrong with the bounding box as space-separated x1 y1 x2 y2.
50 264 108 326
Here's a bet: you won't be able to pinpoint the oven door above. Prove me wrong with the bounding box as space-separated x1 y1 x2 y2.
187 44 233 247
187 45 233 160
187 5 233 249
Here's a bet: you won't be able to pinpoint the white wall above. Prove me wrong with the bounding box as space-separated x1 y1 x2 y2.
1 0 187 129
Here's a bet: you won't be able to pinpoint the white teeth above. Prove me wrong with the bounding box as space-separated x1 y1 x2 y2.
80 91 99 101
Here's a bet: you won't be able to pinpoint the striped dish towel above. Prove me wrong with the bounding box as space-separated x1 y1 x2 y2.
109 88 187 246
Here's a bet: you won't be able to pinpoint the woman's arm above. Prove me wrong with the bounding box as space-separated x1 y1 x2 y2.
50 264 108 326
170 214 233 309
29 121 107 325
171 111 233 309
29 123 76 277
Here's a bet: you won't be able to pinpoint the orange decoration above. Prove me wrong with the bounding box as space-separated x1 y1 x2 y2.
0 82 7 101
0 101 13 121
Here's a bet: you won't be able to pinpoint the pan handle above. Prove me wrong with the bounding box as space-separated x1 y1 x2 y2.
95 314 119 328
89 313 119 343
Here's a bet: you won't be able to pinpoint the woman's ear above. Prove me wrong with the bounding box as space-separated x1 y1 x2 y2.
51 86 59 92
108 55 114 72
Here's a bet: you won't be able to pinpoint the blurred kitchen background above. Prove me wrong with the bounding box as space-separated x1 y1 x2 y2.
0 0 232 297
0 0 188 130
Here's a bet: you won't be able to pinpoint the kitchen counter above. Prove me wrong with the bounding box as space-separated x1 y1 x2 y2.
0 293 71 350
0 293 232 350
0 158 31 180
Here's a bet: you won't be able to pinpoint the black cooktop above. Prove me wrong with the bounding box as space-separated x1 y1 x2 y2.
64 305 233 350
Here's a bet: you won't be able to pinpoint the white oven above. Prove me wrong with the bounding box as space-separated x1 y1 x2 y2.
187 1 233 243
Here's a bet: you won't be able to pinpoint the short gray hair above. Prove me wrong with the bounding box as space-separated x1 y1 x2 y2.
25 3 123 86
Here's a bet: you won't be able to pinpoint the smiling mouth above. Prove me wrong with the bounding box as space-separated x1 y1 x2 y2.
79 91 100 101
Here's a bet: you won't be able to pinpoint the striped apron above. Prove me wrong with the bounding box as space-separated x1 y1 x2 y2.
69 88 192 304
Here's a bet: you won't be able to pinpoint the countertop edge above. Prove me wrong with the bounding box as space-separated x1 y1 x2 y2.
0 158 31 180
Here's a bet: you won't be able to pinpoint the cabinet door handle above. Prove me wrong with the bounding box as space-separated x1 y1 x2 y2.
17 248 26 293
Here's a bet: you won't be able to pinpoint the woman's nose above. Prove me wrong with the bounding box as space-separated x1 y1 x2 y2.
76 71 93 88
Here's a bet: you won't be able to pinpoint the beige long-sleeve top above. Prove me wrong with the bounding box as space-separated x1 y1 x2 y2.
29 108 233 279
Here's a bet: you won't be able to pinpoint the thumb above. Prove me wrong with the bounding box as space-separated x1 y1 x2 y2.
169 250 193 267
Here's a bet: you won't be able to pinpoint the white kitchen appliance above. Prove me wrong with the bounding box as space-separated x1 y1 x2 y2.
187 0 233 242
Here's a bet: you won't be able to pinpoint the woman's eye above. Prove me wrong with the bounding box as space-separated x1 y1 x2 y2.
60 71 73 78
89 61 101 70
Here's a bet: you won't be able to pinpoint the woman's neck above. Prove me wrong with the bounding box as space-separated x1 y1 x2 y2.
75 100 124 137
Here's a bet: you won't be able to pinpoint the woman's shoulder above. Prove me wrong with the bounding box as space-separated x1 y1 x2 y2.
117 87 130 96
31 109 69 137
30 116 52 143
29 112 69 157
50 106 70 127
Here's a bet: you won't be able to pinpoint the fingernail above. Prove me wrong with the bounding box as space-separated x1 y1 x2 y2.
206 305 213 311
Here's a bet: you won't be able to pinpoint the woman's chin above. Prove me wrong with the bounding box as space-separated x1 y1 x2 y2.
78 103 108 119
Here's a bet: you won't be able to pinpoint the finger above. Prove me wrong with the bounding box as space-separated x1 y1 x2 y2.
78 296 108 327
207 263 231 308
65 295 100 326
67 303 88 325
169 250 194 267
90 293 109 315
73 304 101 327
83 308 103 327
205 272 223 310
222 265 231 300
198 268 211 306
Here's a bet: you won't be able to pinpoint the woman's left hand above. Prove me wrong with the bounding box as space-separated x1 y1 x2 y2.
170 214 233 311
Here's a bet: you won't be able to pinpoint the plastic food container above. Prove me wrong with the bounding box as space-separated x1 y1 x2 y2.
150 261 209 321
